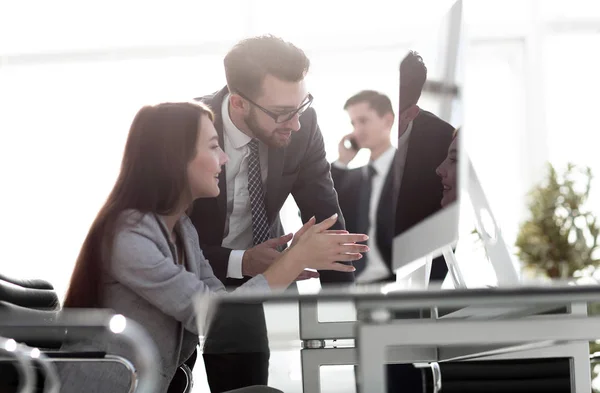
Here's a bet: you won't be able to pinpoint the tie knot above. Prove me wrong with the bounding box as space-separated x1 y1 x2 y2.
248 138 260 153
368 164 377 177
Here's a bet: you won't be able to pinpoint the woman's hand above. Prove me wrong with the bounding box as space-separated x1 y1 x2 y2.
289 213 368 273
290 216 349 248
262 214 367 289
286 216 347 280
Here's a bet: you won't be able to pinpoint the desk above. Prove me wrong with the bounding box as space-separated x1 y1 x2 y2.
196 285 600 392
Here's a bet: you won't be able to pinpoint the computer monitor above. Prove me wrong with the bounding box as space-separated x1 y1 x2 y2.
392 0 465 285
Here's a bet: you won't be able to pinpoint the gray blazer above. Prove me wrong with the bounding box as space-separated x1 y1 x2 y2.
57 210 271 393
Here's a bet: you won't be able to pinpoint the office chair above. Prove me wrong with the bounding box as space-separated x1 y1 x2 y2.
0 274 151 392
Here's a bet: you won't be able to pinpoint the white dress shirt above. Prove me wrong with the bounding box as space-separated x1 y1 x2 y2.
220 95 269 279
355 146 396 283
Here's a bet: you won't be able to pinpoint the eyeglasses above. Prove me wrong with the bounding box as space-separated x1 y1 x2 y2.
236 91 314 124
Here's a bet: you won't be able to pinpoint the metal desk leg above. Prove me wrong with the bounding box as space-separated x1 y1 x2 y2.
301 347 357 393
299 300 355 340
300 344 438 393
566 303 592 392
357 331 387 393
569 341 592 393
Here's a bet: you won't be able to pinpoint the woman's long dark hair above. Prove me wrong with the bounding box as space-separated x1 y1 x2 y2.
63 101 214 308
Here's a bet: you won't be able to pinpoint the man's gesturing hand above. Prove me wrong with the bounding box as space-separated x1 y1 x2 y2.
241 234 293 277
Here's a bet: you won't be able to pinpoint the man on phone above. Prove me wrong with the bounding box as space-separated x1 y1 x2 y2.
331 90 397 283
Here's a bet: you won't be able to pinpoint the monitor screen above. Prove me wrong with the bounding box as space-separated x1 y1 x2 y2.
392 0 464 281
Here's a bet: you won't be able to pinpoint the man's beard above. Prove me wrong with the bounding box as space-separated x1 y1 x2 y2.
245 108 293 149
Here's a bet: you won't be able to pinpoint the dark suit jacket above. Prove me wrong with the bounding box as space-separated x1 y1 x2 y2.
190 87 354 287
331 155 397 281
395 109 455 281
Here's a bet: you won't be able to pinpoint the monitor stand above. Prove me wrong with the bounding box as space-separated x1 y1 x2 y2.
462 155 520 287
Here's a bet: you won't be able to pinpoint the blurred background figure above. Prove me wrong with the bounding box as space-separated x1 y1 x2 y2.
436 128 459 208
393 50 455 283
332 90 396 284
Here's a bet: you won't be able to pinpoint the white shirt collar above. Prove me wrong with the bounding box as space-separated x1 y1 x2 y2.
369 145 396 176
221 94 252 149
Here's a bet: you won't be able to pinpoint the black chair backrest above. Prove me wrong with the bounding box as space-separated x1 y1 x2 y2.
0 274 61 349
0 275 59 311
0 273 55 290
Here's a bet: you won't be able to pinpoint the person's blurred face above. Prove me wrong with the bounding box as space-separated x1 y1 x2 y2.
187 114 229 199
436 137 458 207
243 74 311 148
346 102 393 150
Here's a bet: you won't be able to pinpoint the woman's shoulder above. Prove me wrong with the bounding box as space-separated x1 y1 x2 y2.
113 209 165 243
109 210 169 266
117 208 150 224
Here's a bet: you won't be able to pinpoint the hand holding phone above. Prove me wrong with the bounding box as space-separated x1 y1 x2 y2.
344 137 359 151
338 134 359 165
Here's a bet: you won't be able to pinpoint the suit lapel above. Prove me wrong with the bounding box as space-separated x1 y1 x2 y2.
397 120 421 203
376 156 397 242
266 146 285 223
395 114 427 233
377 162 395 222
205 88 229 230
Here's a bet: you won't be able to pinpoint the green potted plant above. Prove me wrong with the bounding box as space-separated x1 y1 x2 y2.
516 163 599 279
515 162 600 389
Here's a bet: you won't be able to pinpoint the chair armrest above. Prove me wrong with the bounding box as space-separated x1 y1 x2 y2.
44 351 107 359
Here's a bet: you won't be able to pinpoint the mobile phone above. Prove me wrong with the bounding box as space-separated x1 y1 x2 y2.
345 137 359 151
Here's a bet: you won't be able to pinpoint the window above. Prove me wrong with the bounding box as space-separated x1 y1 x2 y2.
543 32 600 217
0 55 225 298
539 0 600 21
0 0 249 55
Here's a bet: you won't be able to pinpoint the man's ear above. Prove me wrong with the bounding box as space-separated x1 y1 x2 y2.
383 112 395 129
229 94 247 113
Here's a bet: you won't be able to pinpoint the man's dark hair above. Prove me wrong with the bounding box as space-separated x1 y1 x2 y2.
399 50 427 111
343 90 395 118
224 35 310 99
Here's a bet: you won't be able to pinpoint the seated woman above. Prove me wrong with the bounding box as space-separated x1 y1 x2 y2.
436 127 459 207
58 101 367 393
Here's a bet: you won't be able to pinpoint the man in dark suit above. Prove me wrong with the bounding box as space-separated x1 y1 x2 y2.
332 90 398 283
386 51 455 393
394 50 455 282
189 35 355 393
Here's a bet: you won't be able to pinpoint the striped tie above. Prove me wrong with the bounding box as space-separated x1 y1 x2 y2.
247 139 270 245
